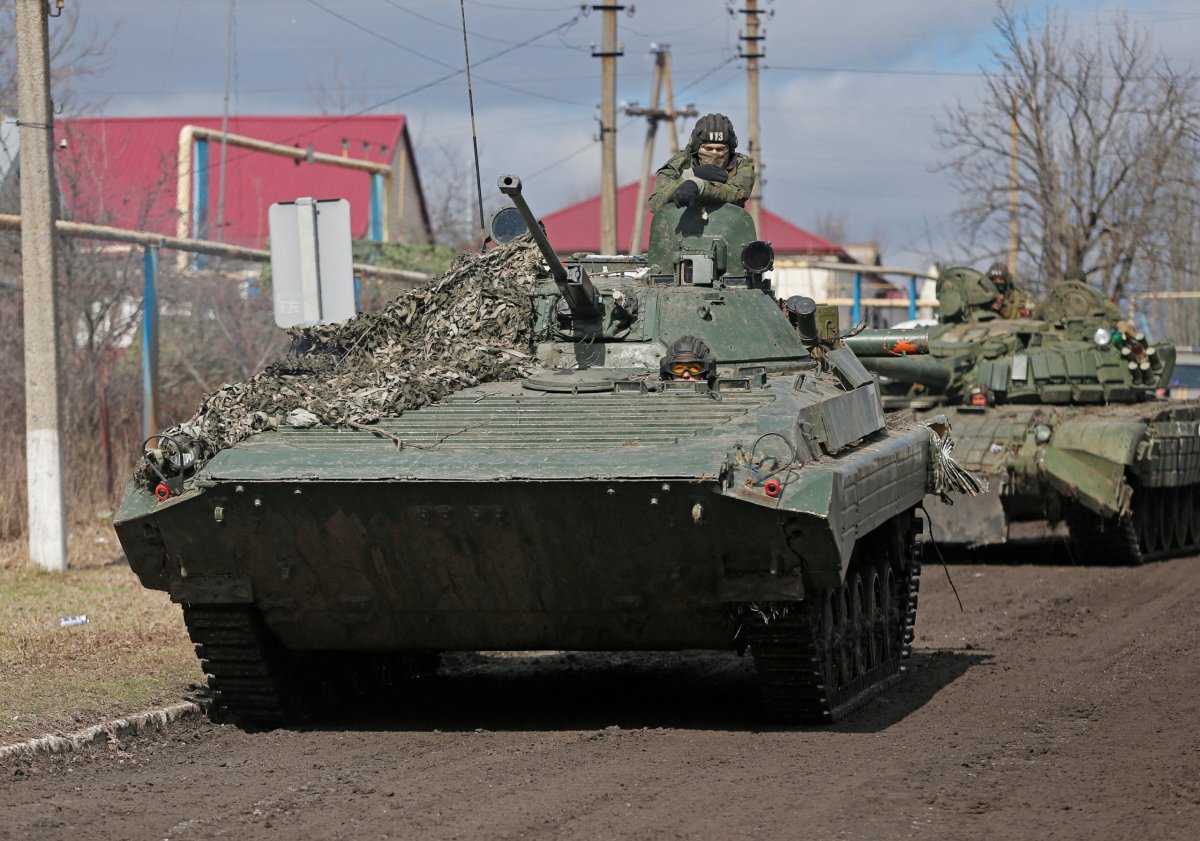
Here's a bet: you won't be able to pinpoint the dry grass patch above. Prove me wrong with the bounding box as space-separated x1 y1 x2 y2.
0 553 202 744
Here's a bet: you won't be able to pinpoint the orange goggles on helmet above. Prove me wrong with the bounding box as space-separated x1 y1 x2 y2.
669 361 706 376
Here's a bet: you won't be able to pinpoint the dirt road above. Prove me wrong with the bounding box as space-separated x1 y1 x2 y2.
3 546 1198 840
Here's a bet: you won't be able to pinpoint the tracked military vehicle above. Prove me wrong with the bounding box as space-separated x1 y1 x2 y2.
115 175 973 726
847 266 1200 563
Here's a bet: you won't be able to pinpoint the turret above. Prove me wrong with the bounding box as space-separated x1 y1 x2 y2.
851 319 1176 405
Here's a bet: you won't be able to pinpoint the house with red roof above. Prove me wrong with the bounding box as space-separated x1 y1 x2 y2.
537 181 899 316
53 115 433 250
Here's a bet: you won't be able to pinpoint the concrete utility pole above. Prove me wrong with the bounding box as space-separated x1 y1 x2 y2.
16 0 68 572
625 45 696 253
739 0 766 232
592 4 624 254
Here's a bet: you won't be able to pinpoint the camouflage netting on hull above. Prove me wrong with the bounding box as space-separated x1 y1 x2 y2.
142 237 543 470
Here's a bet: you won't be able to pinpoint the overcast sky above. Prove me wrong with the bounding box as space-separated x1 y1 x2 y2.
60 0 1200 269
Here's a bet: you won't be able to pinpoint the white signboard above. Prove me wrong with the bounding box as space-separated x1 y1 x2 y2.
269 197 355 328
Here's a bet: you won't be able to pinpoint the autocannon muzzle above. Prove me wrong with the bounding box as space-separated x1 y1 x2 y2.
497 174 601 320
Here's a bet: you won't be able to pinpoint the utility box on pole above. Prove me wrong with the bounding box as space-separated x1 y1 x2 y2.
268 197 355 328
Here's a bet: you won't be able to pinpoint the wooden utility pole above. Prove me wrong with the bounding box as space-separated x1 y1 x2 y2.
739 1 766 232
625 45 696 253
592 4 623 254
1008 92 1020 272
661 49 683 154
16 0 68 572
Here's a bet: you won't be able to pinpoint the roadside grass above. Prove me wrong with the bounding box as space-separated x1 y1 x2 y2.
0 526 202 744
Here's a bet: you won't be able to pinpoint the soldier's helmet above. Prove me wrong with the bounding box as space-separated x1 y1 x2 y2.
986 261 1011 292
688 114 738 152
660 335 717 380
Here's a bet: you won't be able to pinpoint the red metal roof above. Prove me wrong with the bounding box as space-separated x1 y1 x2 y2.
55 115 412 249
539 181 847 256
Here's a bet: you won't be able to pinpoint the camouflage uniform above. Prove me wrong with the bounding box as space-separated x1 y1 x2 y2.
996 286 1031 319
648 150 757 213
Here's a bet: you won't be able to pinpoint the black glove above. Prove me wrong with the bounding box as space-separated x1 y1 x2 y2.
671 180 700 208
693 164 728 183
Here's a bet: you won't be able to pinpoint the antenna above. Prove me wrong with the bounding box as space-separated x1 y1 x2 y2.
459 0 486 250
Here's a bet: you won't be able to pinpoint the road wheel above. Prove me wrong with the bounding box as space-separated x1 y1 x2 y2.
864 567 882 672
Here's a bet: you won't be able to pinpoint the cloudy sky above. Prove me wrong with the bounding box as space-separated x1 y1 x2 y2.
59 0 1200 268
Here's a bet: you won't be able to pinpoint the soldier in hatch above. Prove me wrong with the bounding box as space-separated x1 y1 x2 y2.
985 262 1031 319
648 113 756 213
660 335 717 382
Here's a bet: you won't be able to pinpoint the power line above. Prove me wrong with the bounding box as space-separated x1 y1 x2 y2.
525 117 639 183
169 9 588 187
522 51 736 184
304 0 591 107
466 0 580 10
378 0 585 50
623 9 725 38
477 77 594 107
676 54 738 95
303 0 459 71
770 64 984 78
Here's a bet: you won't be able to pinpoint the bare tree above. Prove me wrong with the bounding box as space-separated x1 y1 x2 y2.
0 2 111 116
307 54 374 117
936 2 1200 302
811 210 849 247
414 138 495 249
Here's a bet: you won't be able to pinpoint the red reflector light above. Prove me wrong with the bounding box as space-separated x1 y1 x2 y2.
155 483 170 500
764 478 781 497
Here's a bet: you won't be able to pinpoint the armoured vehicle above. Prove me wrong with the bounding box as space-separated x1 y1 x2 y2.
847 266 1200 563
115 175 970 726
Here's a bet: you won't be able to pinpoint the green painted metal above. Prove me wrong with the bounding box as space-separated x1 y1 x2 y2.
852 266 1200 559
114 182 954 724
645 202 761 281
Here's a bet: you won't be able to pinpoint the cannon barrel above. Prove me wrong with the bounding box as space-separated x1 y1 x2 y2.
858 356 953 390
842 329 931 358
497 174 600 318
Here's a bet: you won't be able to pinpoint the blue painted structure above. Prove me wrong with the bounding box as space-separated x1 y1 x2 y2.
369 172 384 241
141 246 158 438
908 276 918 322
851 272 862 325
192 139 210 268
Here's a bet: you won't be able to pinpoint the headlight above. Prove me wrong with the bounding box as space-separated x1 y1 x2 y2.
1093 327 1112 348
1034 422 1053 444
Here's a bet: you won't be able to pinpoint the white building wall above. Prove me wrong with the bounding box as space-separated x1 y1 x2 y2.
770 260 839 302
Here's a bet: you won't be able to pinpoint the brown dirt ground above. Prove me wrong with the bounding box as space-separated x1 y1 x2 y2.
2 543 1197 841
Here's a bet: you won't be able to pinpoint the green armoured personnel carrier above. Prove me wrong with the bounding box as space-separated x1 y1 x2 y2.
114 175 974 726
846 265 1200 563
